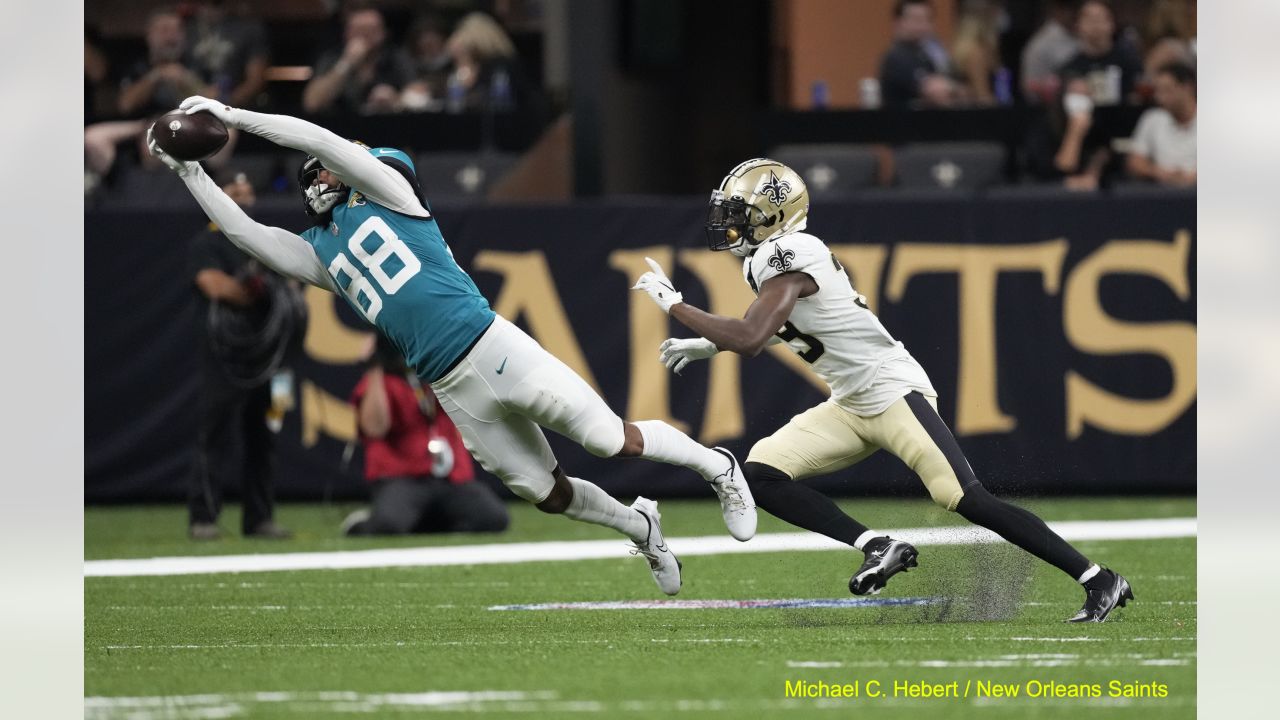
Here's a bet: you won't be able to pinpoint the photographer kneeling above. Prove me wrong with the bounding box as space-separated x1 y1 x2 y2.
343 335 510 536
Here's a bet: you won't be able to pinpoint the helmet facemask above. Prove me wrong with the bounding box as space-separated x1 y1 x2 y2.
298 156 348 221
706 189 781 257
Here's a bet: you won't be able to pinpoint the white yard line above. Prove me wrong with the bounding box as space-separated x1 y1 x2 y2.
84 517 1195 578
84 689 1193 719
85 690 555 719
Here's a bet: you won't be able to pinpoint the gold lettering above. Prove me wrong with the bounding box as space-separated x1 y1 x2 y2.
300 379 355 447
473 250 602 394
302 286 374 364
608 248 689 432
1064 231 1196 438
829 244 889 314
886 240 1068 434
677 250 747 444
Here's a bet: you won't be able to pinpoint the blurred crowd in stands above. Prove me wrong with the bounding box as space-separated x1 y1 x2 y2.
85 0 1195 200
85 0 547 198
876 0 1195 189
85 0 545 124
880 0 1194 111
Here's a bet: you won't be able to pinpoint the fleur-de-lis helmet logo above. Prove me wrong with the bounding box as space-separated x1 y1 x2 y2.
767 244 796 272
760 170 792 206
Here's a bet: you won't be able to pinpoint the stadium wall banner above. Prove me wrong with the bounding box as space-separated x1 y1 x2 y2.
85 193 1194 502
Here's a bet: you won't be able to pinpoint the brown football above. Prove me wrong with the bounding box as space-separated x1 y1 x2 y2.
151 109 229 161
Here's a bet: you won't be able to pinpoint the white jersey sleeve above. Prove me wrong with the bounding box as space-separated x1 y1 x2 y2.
228 109 430 218
743 232 935 414
181 164 333 289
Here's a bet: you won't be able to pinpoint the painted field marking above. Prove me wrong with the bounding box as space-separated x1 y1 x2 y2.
84 517 1195 578
785 653 1190 670
85 690 554 719
488 596 942 611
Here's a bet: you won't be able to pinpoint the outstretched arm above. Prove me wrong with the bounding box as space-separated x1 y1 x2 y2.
185 166 333 289
670 274 810 357
632 256 812 357
178 96 428 218
148 129 331 289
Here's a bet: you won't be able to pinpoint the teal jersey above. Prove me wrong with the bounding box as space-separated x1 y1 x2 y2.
302 191 495 381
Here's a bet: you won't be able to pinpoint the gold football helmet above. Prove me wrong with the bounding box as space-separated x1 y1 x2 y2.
706 158 810 257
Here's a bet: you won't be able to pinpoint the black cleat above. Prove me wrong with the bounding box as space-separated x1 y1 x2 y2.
849 538 918 596
1066 568 1134 623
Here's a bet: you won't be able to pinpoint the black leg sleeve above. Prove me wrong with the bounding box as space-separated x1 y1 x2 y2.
745 462 872 547
955 483 1092 580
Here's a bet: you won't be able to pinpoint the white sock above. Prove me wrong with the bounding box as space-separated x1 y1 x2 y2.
853 530 885 551
562 477 649 542
1077 564 1102 584
633 420 726 479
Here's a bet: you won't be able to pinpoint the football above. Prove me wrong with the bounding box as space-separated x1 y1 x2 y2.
151 109 229 161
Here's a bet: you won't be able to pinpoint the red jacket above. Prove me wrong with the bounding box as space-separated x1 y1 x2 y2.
351 373 474 484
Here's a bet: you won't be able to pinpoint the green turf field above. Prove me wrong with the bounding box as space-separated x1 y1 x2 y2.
85 497 1195 718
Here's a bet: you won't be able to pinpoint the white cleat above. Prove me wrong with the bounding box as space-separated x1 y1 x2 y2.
708 447 757 541
629 497 682 596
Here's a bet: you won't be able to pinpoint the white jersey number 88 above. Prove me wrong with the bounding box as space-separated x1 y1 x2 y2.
327 216 422 322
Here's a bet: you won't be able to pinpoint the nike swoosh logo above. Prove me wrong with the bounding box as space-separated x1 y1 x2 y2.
496 357 508 374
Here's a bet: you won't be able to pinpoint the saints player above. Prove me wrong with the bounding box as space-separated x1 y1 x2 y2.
147 95 758 596
632 158 1132 622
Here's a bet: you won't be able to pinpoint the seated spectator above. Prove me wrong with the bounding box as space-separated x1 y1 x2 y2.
84 119 148 193
1140 0 1195 93
343 335 510 537
398 13 452 111
1026 0 1143 191
1051 79 1113 190
303 4 414 115
440 12 534 115
950 0 1002 106
1057 0 1143 108
1021 0 1079 104
186 0 270 108
117 6 213 118
878 0 958 109
1126 62 1196 187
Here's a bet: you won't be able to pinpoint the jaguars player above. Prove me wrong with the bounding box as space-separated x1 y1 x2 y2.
148 96 758 596
632 158 1132 621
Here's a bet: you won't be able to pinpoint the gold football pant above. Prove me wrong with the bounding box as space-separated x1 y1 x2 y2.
746 392 976 511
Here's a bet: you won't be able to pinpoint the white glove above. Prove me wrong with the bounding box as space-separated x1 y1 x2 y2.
179 95 240 128
146 125 197 177
631 256 684 314
660 337 719 375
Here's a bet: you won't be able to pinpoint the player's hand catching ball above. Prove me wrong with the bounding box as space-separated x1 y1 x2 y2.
631 257 684 314
179 95 240 128
659 337 719 375
146 125 197 177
